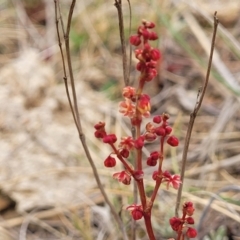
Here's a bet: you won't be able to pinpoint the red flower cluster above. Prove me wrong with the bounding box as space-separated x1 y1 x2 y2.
94 122 106 138
119 86 151 124
130 20 161 83
93 20 196 240
145 113 179 147
169 202 197 238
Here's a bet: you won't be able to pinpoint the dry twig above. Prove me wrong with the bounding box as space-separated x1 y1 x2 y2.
175 12 219 216
54 1 128 239
114 0 129 86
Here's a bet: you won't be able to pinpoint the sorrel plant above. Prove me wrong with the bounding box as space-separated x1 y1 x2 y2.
55 1 218 239
94 19 197 240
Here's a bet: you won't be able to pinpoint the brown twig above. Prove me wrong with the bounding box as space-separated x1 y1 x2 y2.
127 0 132 85
54 1 128 239
125 1 136 239
175 12 219 217
114 0 129 86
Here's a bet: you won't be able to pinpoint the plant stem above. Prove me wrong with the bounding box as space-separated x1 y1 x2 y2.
144 214 156 240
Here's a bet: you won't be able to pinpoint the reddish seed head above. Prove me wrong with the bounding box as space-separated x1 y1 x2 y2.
144 68 157 82
103 134 117 144
167 136 179 147
150 49 161 61
132 208 143 220
134 136 145 149
146 60 157 68
120 149 130 158
186 227 197 238
165 126 172 135
147 157 157 166
155 126 166 136
153 115 162 124
169 217 182 231
136 62 146 71
142 28 150 38
186 217 195 225
144 132 157 142
129 35 141 46
94 130 106 139
94 121 105 130
148 31 158 40
104 155 116 168
150 151 159 160
127 204 143 220
184 202 195 216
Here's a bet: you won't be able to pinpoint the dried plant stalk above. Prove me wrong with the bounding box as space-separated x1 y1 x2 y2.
54 1 128 239
175 12 219 216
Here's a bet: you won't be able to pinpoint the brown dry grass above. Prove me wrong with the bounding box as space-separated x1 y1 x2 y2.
0 0 240 239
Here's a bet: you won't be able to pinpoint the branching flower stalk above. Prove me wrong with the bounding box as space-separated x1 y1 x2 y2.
55 0 218 238
94 20 197 240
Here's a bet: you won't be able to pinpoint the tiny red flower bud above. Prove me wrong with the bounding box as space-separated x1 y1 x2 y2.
136 62 146 71
144 132 157 142
153 115 162 124
165 126 172 135
120 149 129 158
148 31 158 40
134 136 144 149
150 151 159 160
155 126 166 136
145 68 157 82
132 209 143 220
127 204 143 220
152 171 158 180
104 155 116 167
129 35 141 46
94 122 105 130
147 157 157 166
167 136 179 147
150 49 161 61
94 130 106 139
142 29 150 40
146 61 157 68
186 217 194 225
169 217 182 231
103 134 117 144
183 202 195 216
186 227 197 238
